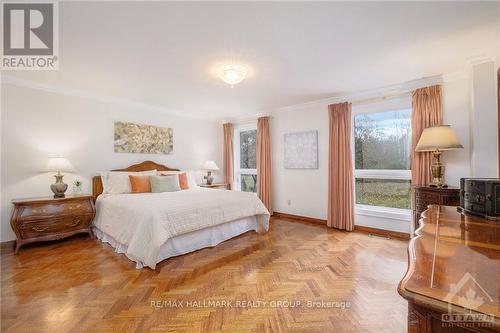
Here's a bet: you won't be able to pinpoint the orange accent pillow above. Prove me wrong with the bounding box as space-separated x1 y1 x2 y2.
129 175 151 193
159 173 189 190
178 172 189 190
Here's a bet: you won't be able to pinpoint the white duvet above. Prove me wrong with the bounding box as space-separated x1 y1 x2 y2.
93 188 270 269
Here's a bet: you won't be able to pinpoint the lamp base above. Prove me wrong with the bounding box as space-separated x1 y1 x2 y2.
429 150 447 188
206 171 214 185
50 173 68 198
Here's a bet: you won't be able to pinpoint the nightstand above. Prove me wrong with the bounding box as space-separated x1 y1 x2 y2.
412 185 460 232
10 194 96 253
199 183 229 190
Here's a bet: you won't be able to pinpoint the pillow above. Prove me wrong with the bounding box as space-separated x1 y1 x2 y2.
157 170 198 188
150 175 181 193
99 170 157 194
185 170 200 188
129 175 152 193
178 172 189 190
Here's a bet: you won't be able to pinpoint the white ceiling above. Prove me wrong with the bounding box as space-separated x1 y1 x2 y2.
5 1 500 119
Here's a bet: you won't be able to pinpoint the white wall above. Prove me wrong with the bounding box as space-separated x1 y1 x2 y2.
271 77 472 234
470 61 498 177
0 84 223 242
442 77 473 185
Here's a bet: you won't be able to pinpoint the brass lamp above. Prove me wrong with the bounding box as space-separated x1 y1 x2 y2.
45 157 75 198
202 160 219 185
415 125 463 188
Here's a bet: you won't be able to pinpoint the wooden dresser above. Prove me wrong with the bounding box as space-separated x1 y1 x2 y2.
399 205 499 333
413 186 460 231
10 195 96 253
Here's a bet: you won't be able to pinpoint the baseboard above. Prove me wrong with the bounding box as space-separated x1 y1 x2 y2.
1 240 15 254
354 225 410 240
273 212 326 225
273 212 410 240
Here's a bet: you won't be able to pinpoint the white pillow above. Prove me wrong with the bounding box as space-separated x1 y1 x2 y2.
99 170 157 194
185 170 200 188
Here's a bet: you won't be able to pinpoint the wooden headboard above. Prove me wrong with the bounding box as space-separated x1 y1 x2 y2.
92 160 179 201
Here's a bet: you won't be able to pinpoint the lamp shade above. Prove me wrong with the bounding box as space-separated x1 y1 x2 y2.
415 125 464 152
45 157 75 173
202 160 219 171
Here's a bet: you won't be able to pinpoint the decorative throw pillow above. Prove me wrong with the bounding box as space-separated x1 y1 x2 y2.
99 170 157 194
178 172 189 190
129 175 152 193
150 175 181 193
158 172 189 190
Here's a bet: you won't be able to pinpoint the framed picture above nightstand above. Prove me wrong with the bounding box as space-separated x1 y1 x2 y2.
10 194 96 253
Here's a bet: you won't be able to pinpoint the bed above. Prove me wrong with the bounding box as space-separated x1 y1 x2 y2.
91 161 270 269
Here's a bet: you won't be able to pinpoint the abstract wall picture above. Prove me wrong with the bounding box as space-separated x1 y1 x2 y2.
284 130 318 169
114 121 173 154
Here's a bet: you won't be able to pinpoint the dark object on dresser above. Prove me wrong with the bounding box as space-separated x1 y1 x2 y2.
413 185 460 231
460 178 500 220
10 195 96 253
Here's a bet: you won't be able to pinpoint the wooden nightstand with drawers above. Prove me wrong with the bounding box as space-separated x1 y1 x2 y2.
10 195 96 253
199 183 230 190
412 186 460 233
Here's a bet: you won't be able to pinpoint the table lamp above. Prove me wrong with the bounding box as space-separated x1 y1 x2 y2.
45 157 75 198
202 160 219 185
415 125 463 188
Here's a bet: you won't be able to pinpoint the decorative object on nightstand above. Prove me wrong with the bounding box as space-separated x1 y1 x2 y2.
199 183 229 190
10 195 96 253
202 160 219 185
45 157 75 198
415 125 463 188
412 185 460 232
73 179 83 194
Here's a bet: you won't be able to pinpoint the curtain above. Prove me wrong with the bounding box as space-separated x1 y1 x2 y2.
257 116 272 213
327 102 354 231
411 85 443 186
223 123 234 190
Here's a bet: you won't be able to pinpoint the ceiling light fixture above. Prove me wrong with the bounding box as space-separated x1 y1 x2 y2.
217 64 247 88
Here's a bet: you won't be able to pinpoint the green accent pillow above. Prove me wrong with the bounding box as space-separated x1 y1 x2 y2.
150 175 181 193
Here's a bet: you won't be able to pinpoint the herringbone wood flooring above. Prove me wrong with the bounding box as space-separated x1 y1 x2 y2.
1 218 408 333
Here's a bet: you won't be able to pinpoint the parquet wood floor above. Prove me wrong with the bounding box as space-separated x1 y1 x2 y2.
1 217 409 333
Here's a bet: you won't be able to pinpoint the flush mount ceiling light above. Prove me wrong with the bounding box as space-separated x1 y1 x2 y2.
216 64 247 88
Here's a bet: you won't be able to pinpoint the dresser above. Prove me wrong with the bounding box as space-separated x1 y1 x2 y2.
413 186 460 232
399 205 499 332
10 195 96 253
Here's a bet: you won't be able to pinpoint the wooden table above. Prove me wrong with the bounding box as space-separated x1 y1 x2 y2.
412 186 460 233
398 205 499 332
199 183 229 190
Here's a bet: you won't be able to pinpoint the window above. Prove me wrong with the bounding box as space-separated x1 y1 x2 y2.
353 109 411 211
234 124 257 192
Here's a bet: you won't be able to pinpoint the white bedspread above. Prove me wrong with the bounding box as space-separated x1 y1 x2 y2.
93 188 270 269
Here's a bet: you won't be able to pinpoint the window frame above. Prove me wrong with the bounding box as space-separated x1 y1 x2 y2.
233 123 257 193
351 108 412 221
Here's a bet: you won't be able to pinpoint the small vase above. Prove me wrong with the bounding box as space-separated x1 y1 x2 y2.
73 184 82 195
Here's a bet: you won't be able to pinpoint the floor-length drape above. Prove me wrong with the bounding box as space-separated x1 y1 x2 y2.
223 123 234 190
327 102 354 231
411 85 443 186
257 116 272 213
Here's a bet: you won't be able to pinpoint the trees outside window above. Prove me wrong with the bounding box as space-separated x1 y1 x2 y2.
354 109 411 210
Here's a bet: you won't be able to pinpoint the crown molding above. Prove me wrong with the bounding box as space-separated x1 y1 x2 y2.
1 75 208 120
221 112 270 125
272 72 470 114
466 54 495 67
